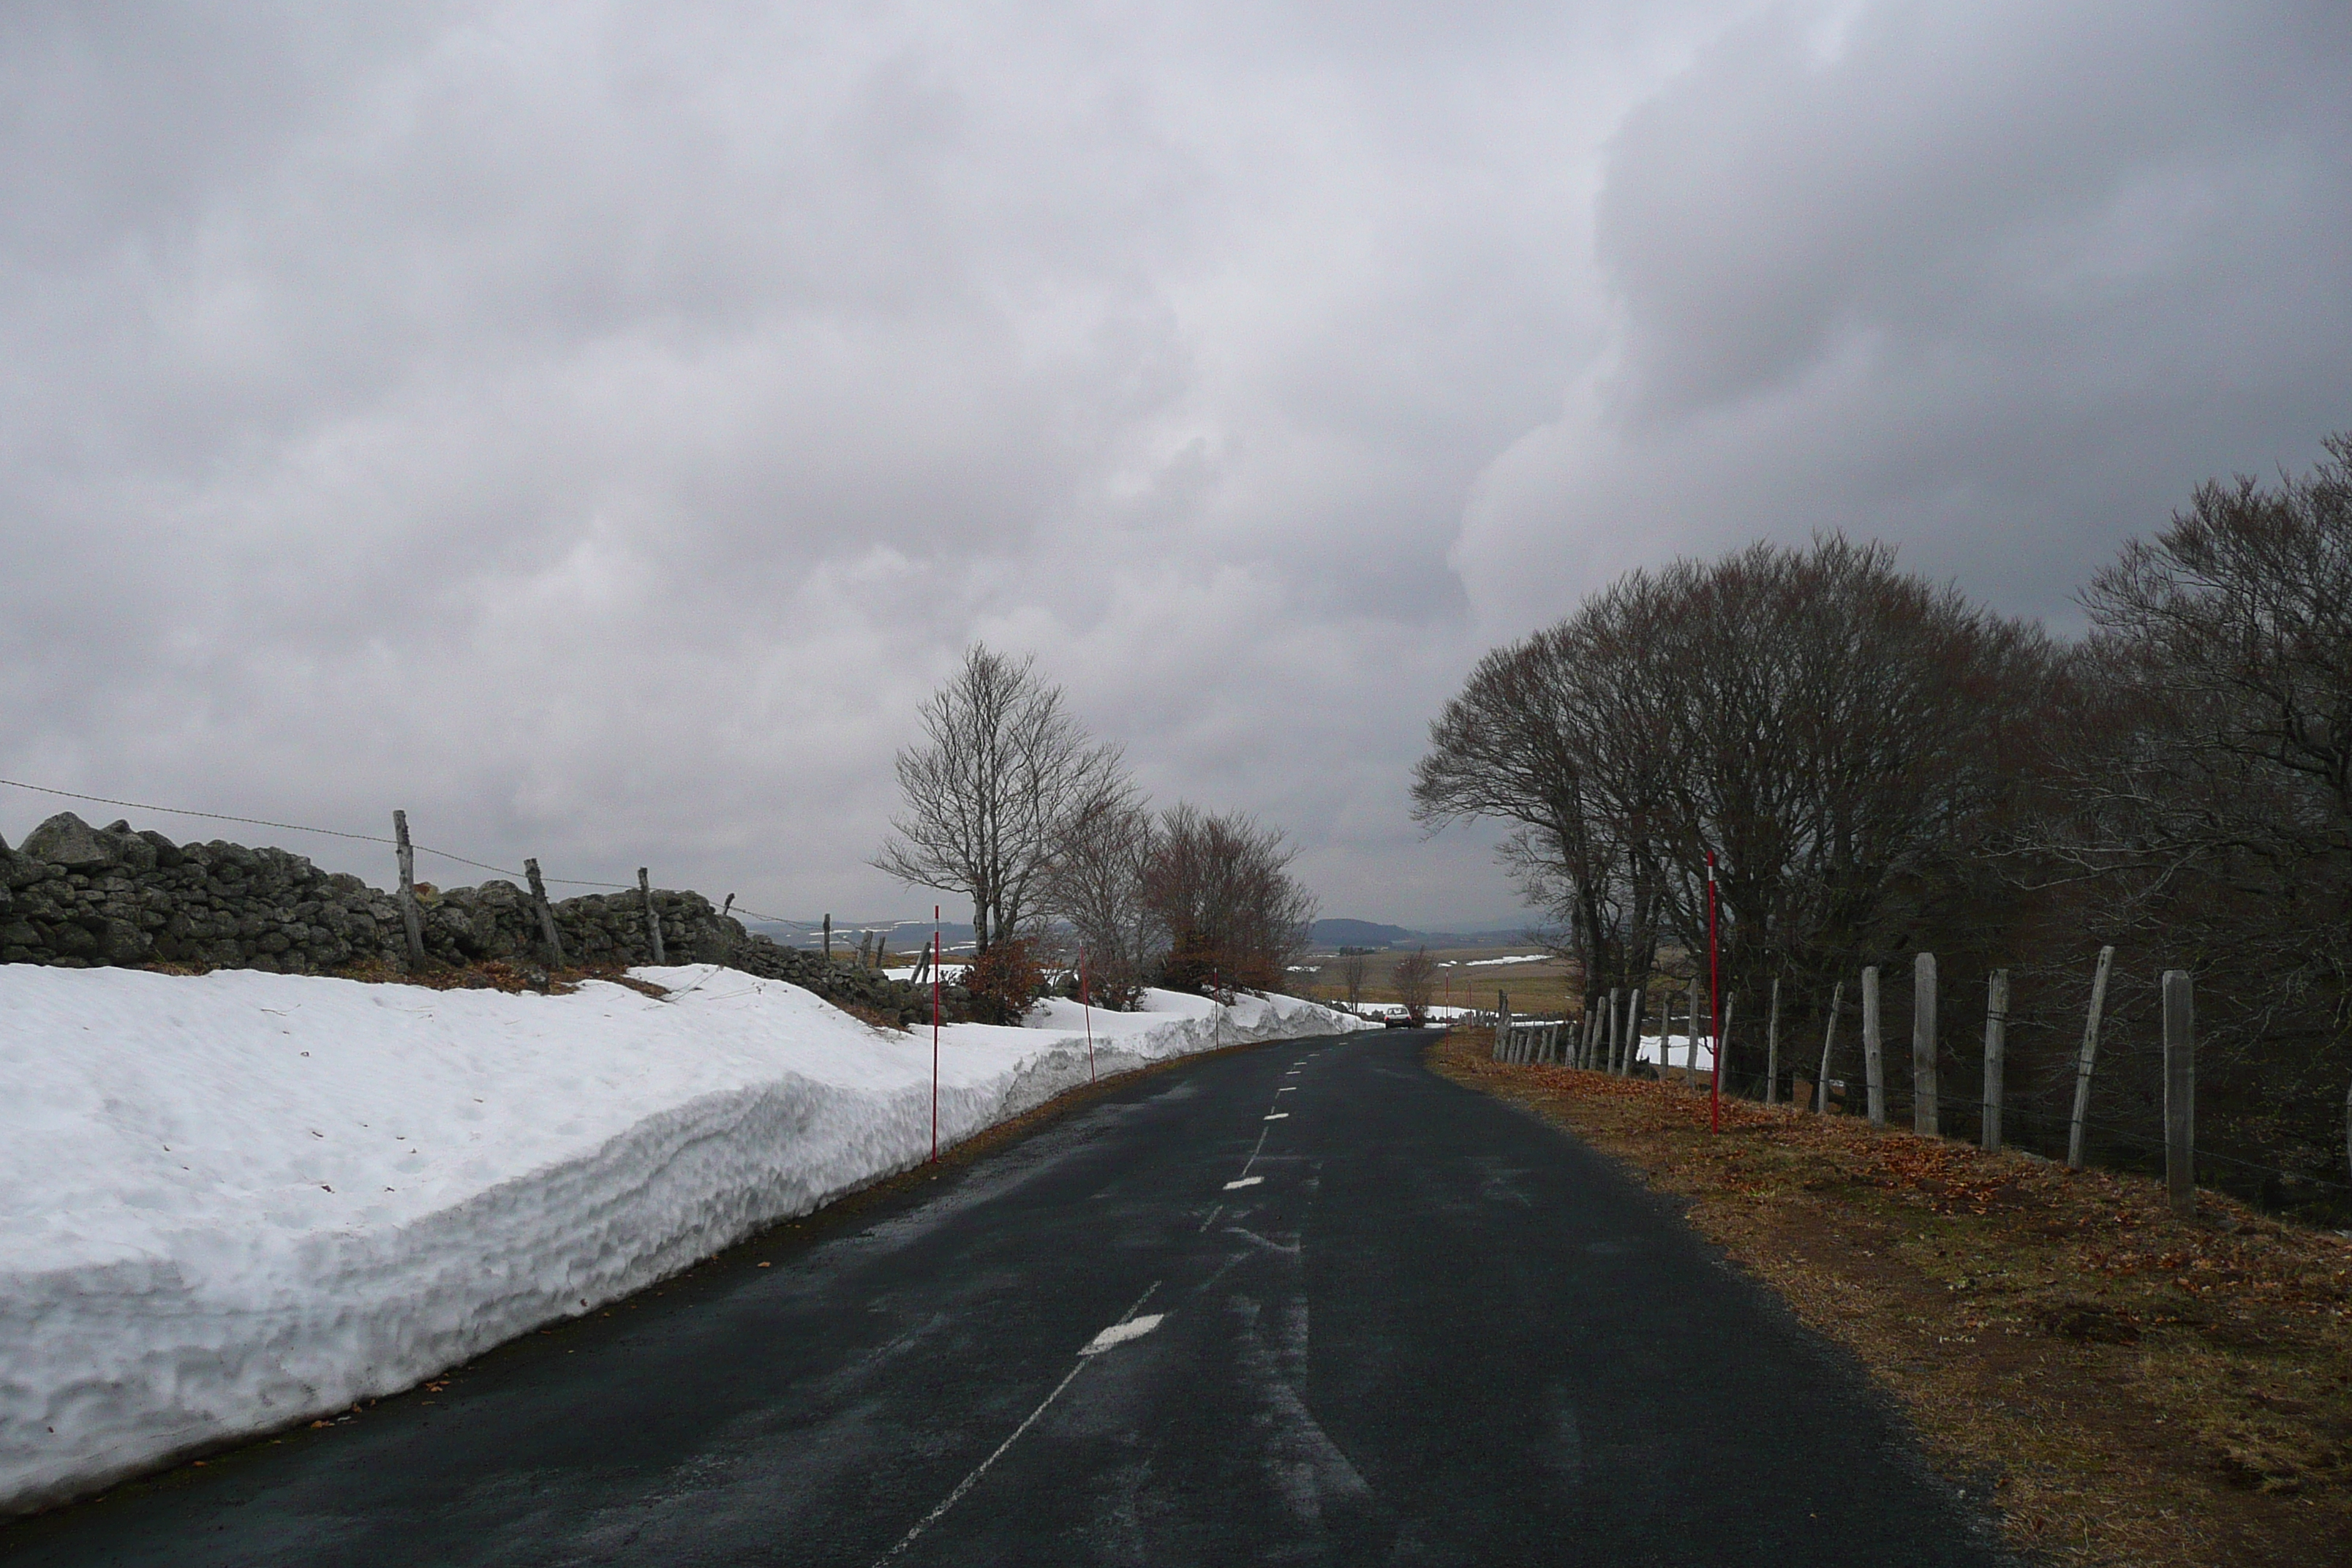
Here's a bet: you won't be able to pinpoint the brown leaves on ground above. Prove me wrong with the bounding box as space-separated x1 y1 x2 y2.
1429 1030 2352 1568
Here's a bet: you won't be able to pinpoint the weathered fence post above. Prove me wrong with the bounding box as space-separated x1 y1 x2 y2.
1818 979 1844 1116
523 858 565 968
1982 970 2008 1153
392 810 426 969
1913 952 1940 1136
637 867 666 965
2164 970 2195 1219
1719 992 1736 1092
1494 991 1511 1062
1626 986 1644 1075
1686 984 1705 1083
1765 976 1782 1104
2067 946 2114 1169
1862 965 1886 1127
823 913 832 962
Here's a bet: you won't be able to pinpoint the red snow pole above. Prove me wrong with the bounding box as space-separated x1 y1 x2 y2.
1079 946 1096 1082
1707 851 1722 1134
930 905 941 1163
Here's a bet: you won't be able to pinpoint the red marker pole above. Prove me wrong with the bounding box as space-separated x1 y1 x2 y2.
930 905 941 1163
1079 946 1096 1082
1707 851 1722 1134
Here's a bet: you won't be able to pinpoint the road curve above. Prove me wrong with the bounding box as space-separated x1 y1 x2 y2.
5 1028 2014 1567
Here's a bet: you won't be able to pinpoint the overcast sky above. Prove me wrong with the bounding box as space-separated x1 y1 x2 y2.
4 1 2348 930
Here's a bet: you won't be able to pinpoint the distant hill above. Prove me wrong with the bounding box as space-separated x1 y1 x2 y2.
1307 917 1548 951
1309 919 1419 949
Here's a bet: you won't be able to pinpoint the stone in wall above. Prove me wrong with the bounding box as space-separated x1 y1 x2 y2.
0 811 951 1024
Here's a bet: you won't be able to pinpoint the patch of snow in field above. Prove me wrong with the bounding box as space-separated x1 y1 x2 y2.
0 965 1354 1513
1435 954 1550 969
1635 1033 1716 1071
879 961 970 982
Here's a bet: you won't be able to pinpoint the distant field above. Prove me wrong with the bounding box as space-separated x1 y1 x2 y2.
1290 944 1578 1014
1289 943 1703 1020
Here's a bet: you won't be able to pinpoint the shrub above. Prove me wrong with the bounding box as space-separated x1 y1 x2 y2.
965 938 1047 1025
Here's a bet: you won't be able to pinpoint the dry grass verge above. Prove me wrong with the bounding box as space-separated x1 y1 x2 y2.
1429 1030 2352 1568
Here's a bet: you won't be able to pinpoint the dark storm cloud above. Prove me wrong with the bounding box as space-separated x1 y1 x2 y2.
3 3 2346 927
1459 0 2352 638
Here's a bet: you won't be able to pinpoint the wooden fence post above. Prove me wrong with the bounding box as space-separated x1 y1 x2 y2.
2164 970 2195 1219
1626 986 1644 1075
823 913 832 962
392 810 426 969
1607 987 1624 1074
1494 991 1511 1062
1718 993 1737 1093
1862 965 1886 1127
2068 946 2114 1169
1913 952 1940 1136
1982 970 2009 1153
1765 976 1782 1104
1818 979 1844 1117
524 859 565 968
1686 983 1705 1083
637 867 666 965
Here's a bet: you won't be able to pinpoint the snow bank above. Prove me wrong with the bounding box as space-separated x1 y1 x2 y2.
0 965 1354 1513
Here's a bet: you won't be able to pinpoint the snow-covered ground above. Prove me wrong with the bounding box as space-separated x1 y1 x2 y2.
0 964 1354 1515
879 962 970 982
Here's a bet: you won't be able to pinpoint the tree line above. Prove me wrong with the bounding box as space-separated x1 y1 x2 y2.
1414 436 2352 1206
875 647 1316 1015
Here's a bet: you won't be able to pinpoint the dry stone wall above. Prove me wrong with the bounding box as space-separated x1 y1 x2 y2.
0 812 941 1023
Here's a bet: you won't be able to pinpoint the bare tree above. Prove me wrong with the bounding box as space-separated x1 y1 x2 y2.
1340 951 1368 1011
1142 803 1318 992
874 645 1127 953
1039 790 1165 1009
2010 437 2352 1169
1392 946 1436 1025
1417 535 2051 1087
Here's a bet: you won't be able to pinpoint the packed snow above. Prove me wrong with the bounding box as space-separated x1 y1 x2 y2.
0 963 1354 1514
1435 954 1550 968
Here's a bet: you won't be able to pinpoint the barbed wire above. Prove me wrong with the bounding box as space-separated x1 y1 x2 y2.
5 776 641 893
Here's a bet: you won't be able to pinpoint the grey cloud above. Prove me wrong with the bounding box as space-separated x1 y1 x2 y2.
7 2 2345 930
1458 0 2352 637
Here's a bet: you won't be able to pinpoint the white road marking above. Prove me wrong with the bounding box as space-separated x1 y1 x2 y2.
1222 1175 1263 1190
874 1282 1161 1564
1276 1086 1296 1093
1080 1313 1165 1354
1198 1202 1225 1233
1264 1112 1289 1120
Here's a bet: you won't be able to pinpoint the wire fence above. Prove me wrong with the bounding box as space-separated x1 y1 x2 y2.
1520 976 2352 1213
0 774 794 909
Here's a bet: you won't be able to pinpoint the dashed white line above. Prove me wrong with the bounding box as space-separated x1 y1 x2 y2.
1080 1313 1165 1354
873 1281 1162 1564
1264 1112 1289 1120
1222 1175 1263 1191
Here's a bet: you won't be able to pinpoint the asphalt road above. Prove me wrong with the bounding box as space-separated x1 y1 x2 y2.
7 1028 2015 1567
